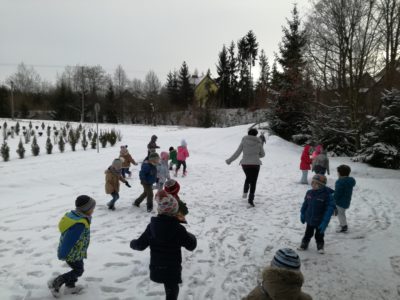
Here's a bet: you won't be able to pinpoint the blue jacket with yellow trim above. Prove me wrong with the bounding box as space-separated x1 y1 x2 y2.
57 210 91 262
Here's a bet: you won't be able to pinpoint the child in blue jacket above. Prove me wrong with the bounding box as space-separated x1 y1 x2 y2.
133 152 160 212
299 174 335 254
334 165 356 233
48 195 96 297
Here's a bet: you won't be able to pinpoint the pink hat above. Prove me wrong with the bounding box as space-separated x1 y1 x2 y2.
160 151 169 161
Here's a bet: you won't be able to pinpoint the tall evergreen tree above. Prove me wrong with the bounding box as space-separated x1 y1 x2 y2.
178 61 193 109
228 41 239 107
216 45 230 108
166 71 180 106
255 50 270 106
270 5 311 141
105 81 118 123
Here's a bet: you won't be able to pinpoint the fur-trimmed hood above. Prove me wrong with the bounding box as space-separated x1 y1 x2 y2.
243 267 312 300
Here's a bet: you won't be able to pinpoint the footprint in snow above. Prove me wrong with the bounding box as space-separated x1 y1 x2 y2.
85 276 103 282
390 256 400 276
100 286 126 293
104 262 128 267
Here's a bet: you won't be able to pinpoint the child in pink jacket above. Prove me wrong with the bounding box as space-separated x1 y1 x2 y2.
175 139 189 177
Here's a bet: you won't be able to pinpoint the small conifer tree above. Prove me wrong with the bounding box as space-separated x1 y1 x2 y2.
31 136 40 156
1 141 10 161
16 139 25 159
58 136 65 153
46 137 53 154
91 132 98 149
69 130 77 151
81 130 88 150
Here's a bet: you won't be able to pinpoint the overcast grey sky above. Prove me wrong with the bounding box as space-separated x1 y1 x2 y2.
0 0 311 85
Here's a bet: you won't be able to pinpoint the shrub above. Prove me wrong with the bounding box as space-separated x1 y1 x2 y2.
16 139 25 159
81 130 88 150
1 141 10 161
31 136 40 156
58 136 65 153
46 137 53 154
68 129 77 151
91 132 98 149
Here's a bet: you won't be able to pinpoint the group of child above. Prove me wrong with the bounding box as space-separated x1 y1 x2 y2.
48 136 356 300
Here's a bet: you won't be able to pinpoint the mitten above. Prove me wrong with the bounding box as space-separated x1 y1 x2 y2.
318 222 328 233
300 214 305 224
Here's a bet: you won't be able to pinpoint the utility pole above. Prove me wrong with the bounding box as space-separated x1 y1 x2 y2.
80 66 85 123
10 80 14 120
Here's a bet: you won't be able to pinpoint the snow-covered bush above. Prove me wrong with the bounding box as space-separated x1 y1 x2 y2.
358 89 400 169
1 141 10 161
31 136 40 156
46 137 53 154
58 136 65 153
16 139 25 159
81 130 88 150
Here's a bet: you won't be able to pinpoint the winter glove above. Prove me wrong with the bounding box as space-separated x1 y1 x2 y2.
300 214 305 224
125 182 131 188
318 222 328 233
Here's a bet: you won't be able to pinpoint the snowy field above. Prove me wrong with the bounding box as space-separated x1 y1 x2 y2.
1 119 400 300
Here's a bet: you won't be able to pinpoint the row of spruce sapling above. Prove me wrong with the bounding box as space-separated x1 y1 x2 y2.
1 121 122 162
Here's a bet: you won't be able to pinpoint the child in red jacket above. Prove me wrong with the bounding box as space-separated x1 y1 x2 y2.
300 145 312 184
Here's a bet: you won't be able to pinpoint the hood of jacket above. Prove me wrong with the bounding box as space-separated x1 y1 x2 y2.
263 267 305 299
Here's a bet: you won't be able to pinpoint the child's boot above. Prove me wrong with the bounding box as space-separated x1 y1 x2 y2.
336 225 348 233
48 276 65 298
297 240 309 251
64 284 85 295
317 242 325 254
182 170 187 177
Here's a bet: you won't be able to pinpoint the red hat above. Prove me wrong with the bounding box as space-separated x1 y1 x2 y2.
164 179 180 196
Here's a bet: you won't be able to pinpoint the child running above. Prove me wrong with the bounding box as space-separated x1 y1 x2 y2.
156 151 171 191
105 158 131 210
175 139 189 177
130 190 197 300
119 145 138 178
169 146 178 171
48 195 96 297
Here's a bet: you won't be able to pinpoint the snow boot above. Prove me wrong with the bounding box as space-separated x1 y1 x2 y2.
317 242 325 254
64 284 85 295
248 199 255 208
297 240 309 251
336 225 348 233
182 170 187 177
48 276 64 298
107 202 115 211
133 200 140 208
147 206 153 213
242 192 248 199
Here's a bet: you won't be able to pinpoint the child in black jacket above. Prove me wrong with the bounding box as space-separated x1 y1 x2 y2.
130 190 197 300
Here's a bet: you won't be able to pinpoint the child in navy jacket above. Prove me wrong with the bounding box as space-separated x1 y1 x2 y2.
334 165 356 233
134 152 159 212
131 190 197 300
299 174 335 254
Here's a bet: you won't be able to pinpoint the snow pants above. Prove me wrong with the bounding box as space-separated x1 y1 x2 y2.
242 165 260 201
61 260 84 287
121 168 131 178
164 283 179 300
135 183 154 210
337 206 348 227
176 160 187 173
302 224 324 246
300 170 308 184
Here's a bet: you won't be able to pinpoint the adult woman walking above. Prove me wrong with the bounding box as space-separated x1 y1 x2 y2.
226 128 265 207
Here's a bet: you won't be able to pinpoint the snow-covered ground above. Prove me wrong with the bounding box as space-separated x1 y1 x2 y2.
1 119 400 300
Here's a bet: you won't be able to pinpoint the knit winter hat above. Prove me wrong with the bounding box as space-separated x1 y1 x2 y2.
160 151 169 161
312 174 327 186
164 179 180 196
156 190 179 216
181 139 187 147
271 248 301 270
148 152 160 161
112 158 123 169
75 195 96 213
151 135 158 141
